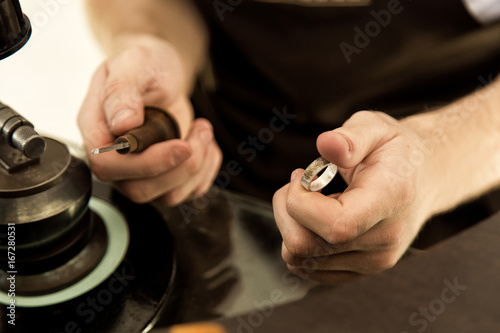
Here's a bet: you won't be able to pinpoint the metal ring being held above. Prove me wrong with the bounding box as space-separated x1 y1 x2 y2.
301 157 338 192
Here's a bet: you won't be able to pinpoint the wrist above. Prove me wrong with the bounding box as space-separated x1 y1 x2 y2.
107 33 168 57
113 33 195 96
400 77 500 218
399 112 448 220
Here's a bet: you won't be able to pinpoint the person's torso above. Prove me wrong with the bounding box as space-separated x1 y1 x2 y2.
190 0 500 200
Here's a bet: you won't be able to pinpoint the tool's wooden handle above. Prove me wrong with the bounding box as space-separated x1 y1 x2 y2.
116 107 180 154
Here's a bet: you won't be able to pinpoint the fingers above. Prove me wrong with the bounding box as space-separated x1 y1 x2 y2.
112 118 221 205
280 221 406 270
160 118 222 205
100 47 159 135
283 246 399 275
78 64 115 150
77 39 212 206
101 78 144 136
88 139 192 181
317 111 398 169
77 60 147 155
284 168 392 245
275 173 403 256
273 111 424 283
81 45 181 139
273 181 341 258
287 113 408 243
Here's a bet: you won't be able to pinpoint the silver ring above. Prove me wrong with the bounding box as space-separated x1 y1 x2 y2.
301 157 338 192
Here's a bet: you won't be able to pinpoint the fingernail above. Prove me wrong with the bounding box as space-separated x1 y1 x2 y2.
170 147 190 166
334 130 353 152
199 128 212 143
111 109 134 129
291 170 299 181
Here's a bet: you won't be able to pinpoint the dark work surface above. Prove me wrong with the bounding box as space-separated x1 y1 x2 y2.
217 209 500 333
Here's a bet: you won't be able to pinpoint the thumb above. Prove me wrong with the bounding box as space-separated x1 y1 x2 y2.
317 111 396 169
102 69 145 136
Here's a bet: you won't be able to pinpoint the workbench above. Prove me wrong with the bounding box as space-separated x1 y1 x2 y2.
151 188 500 332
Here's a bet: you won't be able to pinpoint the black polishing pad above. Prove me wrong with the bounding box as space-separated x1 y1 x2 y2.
0 181 176 332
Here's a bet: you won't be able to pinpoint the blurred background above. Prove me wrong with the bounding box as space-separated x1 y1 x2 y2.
0 0 103 147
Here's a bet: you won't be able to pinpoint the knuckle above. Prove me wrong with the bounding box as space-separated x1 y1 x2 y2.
348 110 383 126
325 215 358 244
102 79 129 103
140 157 168 177
192 183 211 199
398 181 417 207
348 110 395 129
185 154 203 175
283 234 312 258
325 230 353 245
214 144 223 166
370 251 400 272
285 192 302 218
110 46 150 70
378 226 404 249
272 188 285 208
162 190 187 207
351 110 376 121
281 244 295 265
120 183 156 204
101 80 141 110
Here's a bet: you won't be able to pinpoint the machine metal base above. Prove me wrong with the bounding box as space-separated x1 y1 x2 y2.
0 181 176 332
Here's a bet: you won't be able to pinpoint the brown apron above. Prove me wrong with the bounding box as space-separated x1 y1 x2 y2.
190 0 500 201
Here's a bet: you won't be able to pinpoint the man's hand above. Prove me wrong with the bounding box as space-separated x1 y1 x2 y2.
273 111 439 284
78 35 221 206
275 74 500 284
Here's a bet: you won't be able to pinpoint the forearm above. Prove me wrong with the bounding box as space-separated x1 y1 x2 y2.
403 74 500 217
85 0 208 91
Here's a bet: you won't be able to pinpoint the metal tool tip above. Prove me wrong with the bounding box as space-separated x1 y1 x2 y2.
90 141 131 155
